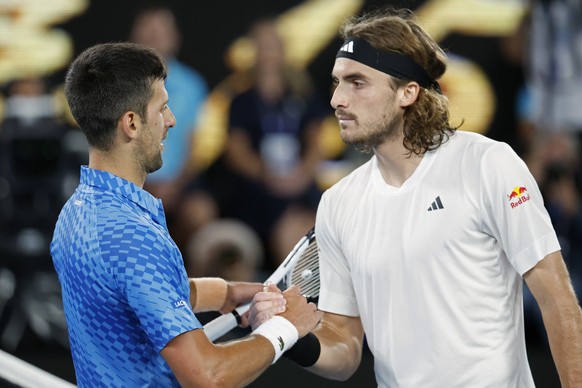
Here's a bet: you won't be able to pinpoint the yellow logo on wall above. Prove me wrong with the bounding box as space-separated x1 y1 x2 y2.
192 0 527 172
0 0 88 82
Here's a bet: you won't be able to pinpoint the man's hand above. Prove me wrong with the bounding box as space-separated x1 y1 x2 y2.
220 281 264 315
249 283 322 336
280 285 322 337
248 283 287 330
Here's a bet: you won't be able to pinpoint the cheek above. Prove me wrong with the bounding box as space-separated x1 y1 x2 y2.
363 101 399 133
375 95 399 118
153 115 164 133
362 98 389 122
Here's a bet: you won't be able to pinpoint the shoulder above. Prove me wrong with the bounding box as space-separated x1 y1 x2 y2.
446 130 498 151
442 130 515 165
95 195 164 248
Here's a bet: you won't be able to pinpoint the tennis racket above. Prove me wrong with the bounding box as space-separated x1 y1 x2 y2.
203 228 319 342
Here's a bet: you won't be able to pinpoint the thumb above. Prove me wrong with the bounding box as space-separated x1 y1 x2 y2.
284 284 300 295
264 282 282 293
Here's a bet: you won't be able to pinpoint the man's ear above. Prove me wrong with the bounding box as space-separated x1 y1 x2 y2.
119 111 140 140
399 82 420 108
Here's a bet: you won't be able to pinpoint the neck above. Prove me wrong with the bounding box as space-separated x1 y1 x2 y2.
373 135 423 188
88 149 146 188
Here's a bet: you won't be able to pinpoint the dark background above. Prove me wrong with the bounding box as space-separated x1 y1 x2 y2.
52 0 526 154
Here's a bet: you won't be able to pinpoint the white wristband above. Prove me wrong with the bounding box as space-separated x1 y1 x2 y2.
252 316 299 364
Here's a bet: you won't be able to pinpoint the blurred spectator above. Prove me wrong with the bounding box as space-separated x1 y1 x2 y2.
0 76 77 351
497 7 531 157
0 77 80 247
185 18 329 272
523 131 582 342
185 219 264 282
129 3 212 250
521 0 582 293
525 0 582 136
508 0 582 344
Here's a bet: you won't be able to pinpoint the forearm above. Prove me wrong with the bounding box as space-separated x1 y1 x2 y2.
165 331 275 387
284 314 364 381
212 317 300 386
165 318 299 387
189 278 228 312
308 321 363 381
525 251 582 387
190 278 264 315
210 336 276 387
540 294 582 387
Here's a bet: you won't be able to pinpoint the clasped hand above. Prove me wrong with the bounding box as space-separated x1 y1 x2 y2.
249 283 322 337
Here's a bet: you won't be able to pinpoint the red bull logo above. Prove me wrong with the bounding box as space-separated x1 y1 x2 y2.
507 186 529 208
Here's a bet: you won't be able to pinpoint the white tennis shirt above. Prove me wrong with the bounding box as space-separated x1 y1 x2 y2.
316 131 560 387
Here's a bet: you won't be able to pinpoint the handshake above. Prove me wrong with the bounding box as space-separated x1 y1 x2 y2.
248 283 322 364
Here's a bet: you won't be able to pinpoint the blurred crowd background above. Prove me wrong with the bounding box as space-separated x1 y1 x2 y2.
0 0 580 385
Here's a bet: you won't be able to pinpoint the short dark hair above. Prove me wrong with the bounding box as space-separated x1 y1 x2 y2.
64 42 167 150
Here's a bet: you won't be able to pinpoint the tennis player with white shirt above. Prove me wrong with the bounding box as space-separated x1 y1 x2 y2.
250 7 582 387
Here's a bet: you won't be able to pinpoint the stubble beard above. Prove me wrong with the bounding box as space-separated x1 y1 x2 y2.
344 114 401 154
137 123 164 175
145 153 163 174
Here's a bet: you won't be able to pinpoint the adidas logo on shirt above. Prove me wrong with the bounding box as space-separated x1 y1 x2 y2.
427 196 444 211
340 41 354 53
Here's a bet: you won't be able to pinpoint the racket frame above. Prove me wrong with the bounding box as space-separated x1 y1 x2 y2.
203 228 316 342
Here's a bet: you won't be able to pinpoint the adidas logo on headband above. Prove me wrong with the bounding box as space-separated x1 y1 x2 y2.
340 41 354 53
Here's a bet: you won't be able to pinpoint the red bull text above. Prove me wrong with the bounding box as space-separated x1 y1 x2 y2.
508 186 529 208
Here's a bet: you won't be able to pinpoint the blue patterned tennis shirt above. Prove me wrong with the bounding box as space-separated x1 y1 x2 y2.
51 166 201 387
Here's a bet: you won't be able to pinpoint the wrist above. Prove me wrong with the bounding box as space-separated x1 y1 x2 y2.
252 316 299 364
191 277 228 312
283 332 321 367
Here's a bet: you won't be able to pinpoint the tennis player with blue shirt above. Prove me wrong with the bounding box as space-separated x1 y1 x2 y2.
251 7 582 387
50 42 321 387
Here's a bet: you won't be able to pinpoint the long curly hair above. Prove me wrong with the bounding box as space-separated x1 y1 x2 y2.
340 7 460 155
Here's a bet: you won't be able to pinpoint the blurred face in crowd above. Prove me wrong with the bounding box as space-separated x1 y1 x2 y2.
251 20 286 73
130 8 180 59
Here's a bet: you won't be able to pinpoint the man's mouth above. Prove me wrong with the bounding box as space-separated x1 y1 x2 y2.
336 110 355 122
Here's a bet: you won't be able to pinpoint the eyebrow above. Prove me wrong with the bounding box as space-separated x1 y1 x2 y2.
331 71 370 83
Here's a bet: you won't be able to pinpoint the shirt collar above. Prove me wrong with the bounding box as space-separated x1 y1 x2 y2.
79 165 165 223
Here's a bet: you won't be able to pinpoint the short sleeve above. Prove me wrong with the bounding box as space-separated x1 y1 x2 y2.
110 224 201 352
315 193 360 316
479 143 560 275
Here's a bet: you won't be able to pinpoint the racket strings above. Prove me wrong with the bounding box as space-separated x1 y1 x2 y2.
288 239 320 300
204 229 318 342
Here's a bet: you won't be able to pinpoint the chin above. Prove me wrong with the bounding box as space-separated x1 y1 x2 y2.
146 158 163 174
339 131 352 143
340 132 359 145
